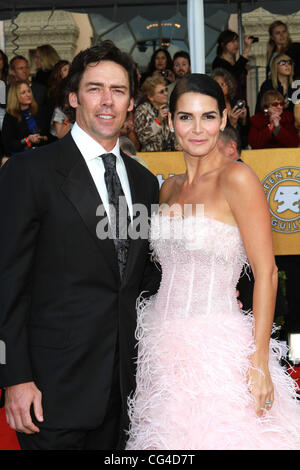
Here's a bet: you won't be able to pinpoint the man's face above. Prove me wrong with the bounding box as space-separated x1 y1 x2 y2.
69 60 134 151
11 59 30 82
173 57 191 79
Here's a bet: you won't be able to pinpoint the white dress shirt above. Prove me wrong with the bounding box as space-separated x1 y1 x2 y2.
71 122 133 222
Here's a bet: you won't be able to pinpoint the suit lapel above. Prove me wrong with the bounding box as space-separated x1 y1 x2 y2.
56 134 120 281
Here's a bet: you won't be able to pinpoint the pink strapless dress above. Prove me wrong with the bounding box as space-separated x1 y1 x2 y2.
126 214 300 450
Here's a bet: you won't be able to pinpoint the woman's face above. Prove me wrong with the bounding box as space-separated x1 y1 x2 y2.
154 51 167 71
268 99 284 117
271 25 289 48
276 57 292 77
61 63 70 79
18 83 32 109
214 76 229 98
224 37 239 55
171 92 227 158
149 84 168 109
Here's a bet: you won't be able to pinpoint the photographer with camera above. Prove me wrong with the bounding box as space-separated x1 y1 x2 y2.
134 75 174 152
212 29 256 103
140 49 175 86
211 67 250 148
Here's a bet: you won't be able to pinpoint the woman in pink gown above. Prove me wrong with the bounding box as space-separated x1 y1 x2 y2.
126 74 300 450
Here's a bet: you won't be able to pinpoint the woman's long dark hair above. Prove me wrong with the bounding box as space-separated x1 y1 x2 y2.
145 48 173 76
169 73 226 119
48 60 70 103
216 30 238 57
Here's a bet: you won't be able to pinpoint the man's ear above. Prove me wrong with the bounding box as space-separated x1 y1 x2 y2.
229 141 238 158
128 97 134 113
68 92 79 109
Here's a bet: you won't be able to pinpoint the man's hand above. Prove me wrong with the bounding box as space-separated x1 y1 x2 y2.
5 382 43 434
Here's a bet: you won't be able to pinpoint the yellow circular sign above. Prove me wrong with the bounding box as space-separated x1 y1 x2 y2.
262 166 300 234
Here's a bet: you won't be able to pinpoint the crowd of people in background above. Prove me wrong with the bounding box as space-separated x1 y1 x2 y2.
0 19 299 167
0 21 297 335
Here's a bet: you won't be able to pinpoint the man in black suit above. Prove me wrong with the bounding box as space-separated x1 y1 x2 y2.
0 45 160 449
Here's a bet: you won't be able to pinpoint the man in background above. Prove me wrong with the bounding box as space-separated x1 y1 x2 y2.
9 56 47 108
167 51 191 99
217 124 242 161
119 135 148 168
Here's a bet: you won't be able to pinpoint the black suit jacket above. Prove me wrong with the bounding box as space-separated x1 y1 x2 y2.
0 133 161 437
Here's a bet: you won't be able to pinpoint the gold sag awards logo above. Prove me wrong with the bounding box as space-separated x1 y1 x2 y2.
262 167 300 234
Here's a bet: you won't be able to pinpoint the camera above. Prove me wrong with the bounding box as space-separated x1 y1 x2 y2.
233 99 245 110
249 35 259 43
160 70 168 77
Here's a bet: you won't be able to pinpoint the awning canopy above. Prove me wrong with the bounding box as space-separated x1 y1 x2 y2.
0 1 299 21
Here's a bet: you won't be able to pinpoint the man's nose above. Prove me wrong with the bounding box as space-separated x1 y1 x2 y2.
100 88 113 105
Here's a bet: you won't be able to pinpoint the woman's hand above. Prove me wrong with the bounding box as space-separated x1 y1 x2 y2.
157 105 169 123
247 356 274 417
242 35 253 58
229 105 245 127
165 69 176 83
268 106 282 128
28 133 42 145
153 69 175 83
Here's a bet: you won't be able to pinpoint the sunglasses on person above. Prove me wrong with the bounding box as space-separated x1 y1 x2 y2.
277 59 293 66
269 101 284 107
157 88 168 94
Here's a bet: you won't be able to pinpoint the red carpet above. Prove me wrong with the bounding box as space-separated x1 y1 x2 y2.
0 367 299 450
0 408 20 450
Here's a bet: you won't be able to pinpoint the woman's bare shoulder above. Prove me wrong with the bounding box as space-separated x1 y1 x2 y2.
219 160 260 188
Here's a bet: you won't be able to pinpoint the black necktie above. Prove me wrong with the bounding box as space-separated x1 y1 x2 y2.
101 153 130 280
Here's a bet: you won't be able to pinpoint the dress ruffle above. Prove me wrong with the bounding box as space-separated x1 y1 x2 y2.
126 215 300 450
127 297 300 450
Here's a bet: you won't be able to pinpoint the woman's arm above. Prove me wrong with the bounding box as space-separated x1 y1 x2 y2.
1 113 27 154
272 113 299 148
221 162 277 416
248 115 273 149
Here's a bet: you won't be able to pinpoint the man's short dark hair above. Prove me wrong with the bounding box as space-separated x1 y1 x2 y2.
219 124 242 156
173 51 190 65
65 43 138 122
9 55 28 70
